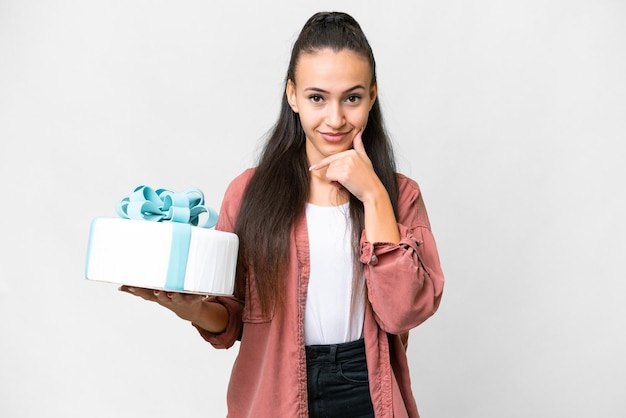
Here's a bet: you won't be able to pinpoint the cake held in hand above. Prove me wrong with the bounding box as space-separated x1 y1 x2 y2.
85 185 238 295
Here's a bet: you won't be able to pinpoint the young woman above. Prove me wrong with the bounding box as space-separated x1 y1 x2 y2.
121 11 444 418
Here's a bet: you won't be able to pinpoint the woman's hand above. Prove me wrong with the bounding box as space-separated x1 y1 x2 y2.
309 129 382 204
310 130 401 244
119 285 228 333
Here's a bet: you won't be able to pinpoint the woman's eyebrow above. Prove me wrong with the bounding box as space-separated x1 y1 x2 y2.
303 85 367 94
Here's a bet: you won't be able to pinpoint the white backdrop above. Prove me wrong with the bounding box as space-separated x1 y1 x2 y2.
1 1 625 417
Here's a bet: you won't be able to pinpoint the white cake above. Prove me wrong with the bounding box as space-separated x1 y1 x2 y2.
85 217 238 295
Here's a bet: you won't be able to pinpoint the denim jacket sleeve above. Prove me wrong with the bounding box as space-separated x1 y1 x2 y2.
359 174 444 335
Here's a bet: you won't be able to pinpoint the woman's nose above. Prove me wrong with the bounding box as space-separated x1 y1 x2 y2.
325 102 345 129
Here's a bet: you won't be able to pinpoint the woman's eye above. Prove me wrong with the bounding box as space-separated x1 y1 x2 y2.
346 95 362 104
309 95 323 103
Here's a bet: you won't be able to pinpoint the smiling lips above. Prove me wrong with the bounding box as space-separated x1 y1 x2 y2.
319 131 351 143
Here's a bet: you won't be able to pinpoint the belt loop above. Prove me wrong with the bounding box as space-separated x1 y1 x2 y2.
330 344 338 371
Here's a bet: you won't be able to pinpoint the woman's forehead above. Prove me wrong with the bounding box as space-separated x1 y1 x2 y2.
294 49 373 89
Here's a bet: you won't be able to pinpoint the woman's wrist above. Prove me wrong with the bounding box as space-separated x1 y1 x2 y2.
362 185 400 244
191 301 229 334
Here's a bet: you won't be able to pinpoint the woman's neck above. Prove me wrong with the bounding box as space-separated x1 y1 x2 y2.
308 171 349 206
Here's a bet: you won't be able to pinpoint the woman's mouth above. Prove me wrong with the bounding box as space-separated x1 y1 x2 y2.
319 131 351 143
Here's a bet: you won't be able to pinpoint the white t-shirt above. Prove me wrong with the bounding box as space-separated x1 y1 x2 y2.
304 202 365 346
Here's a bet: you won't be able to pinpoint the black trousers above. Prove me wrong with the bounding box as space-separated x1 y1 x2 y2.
305 339 375 418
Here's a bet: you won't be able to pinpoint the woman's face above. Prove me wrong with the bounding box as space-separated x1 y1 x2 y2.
286 48 377 166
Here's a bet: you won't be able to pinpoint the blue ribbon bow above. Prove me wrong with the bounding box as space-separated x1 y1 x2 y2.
115 185 219 291
116 185 218 228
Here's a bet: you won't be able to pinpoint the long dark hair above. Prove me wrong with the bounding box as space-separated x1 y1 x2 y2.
234 11 398 314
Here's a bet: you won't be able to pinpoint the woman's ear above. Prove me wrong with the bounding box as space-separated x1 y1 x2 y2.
286 79 299 113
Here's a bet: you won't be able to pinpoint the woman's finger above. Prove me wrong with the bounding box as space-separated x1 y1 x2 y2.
352 128 367 156
119 285 158 301
310 129 367 171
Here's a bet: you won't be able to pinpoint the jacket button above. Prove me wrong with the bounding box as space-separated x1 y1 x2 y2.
370 254 378 265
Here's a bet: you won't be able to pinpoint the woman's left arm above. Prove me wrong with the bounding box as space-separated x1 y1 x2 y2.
360 175 444 335
311 133 444 333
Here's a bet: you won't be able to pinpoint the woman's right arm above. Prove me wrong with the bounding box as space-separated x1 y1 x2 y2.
119 286 229 334
119 284 242 348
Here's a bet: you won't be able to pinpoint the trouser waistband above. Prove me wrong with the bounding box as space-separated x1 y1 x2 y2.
305 338 365 362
